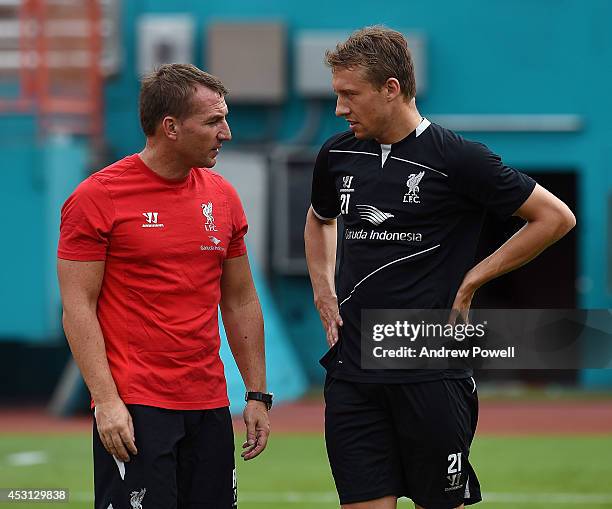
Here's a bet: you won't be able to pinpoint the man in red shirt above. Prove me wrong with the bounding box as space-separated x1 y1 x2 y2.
57 64 271 509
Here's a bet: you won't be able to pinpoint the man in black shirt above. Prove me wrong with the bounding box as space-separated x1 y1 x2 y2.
305 26 575 509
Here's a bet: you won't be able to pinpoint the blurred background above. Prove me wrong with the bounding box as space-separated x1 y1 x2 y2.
0 1 611 507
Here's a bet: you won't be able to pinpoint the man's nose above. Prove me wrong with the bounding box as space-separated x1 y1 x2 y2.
219 120 232 141
335 97 349 117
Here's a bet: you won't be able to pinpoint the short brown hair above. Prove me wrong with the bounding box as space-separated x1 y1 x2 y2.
325 26 416 99
139 63 228 136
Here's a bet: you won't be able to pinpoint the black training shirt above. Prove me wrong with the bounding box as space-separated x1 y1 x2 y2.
311 118 536 383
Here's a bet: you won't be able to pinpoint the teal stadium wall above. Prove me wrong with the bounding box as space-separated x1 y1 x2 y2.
1 0 611 392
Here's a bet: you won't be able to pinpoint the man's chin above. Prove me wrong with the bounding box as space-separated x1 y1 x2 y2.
353 130 372 140
199 155 217 168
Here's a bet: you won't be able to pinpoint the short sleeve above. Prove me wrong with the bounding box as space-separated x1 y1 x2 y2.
310 137 341 220
58 177 115 261
448 136 536 219
225 182 248 259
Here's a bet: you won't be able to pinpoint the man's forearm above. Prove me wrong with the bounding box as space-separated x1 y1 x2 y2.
63 306 119 404
222 298 266 392
305 208 337 299
463 216 574 293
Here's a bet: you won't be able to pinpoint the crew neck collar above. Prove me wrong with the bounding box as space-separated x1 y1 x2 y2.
131 154 193 187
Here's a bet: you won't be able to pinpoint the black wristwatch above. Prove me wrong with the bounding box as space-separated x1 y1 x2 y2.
245 391 273 410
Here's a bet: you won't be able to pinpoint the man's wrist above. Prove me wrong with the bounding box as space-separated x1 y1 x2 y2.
91 388 121 405
461 270 482 295
314 291 337 306
245 391 273 410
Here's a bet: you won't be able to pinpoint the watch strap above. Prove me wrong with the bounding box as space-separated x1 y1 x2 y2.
245 391 273 410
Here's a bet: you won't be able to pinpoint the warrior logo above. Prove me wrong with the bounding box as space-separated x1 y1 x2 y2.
130 488 146 509
403 171 425 204
447 473 462 488
141 212 164 228
202 202 218 231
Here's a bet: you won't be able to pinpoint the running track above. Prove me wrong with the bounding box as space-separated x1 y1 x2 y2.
1 400 611 434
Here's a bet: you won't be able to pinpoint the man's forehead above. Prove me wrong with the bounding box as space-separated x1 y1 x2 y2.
332 66 370 89
192 86 228 114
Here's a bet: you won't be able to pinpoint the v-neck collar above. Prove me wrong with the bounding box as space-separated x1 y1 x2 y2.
373 117 431 168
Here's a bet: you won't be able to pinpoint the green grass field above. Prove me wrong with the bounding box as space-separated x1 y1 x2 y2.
1 433 611 508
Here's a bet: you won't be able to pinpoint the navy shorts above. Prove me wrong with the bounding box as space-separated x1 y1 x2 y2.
324 376 481 508
93 405 236 509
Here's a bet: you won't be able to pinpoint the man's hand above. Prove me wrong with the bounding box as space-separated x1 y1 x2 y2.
241 400 270 461
94 397 137 462
315 294 343 347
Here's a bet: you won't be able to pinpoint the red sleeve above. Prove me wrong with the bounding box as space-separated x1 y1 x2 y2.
58 177 115 261
225 181 248 259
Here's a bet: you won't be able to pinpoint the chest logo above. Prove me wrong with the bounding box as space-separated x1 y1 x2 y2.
403 171 424 204
202 202 218 231
142 212 164 228
356 204 394 226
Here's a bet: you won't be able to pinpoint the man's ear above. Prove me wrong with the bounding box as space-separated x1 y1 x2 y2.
161 116 178 140
385 78 402 101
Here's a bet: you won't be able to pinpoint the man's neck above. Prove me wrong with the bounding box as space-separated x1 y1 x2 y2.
139 143 191 181
375 101 423 145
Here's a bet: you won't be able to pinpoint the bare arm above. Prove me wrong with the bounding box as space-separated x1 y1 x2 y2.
57 259 136 461
304 206 343 346
220 254 269 460
452 183 576 318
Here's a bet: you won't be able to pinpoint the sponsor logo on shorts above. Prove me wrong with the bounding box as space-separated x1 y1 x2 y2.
130 488 146 509
445 473 464 491
232 468 237 508
445 452 465 492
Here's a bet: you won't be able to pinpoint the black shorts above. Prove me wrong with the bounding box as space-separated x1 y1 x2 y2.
93 405 236 509
324 376 481 509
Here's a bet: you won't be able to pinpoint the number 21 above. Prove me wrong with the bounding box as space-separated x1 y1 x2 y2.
448 452 462 473
340 194 351 214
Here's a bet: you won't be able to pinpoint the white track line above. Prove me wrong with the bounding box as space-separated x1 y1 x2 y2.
70 491 612 504
5 451 48 466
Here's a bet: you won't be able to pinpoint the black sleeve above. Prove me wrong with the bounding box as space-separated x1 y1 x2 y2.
310 137 341 220
447 135 536 219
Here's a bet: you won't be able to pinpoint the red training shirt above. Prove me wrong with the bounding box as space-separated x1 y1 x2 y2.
58 154 248 410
